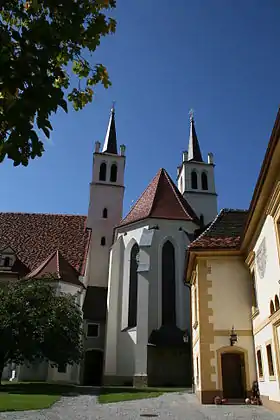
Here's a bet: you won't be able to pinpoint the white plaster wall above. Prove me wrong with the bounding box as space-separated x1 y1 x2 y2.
47 363 78 383
208 258 252 330
253 216 280 323
179 161 218 225
254 323 279 401
87 151 125 289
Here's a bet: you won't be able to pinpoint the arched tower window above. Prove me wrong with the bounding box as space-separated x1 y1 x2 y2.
270 300 275 315
110 164 117 182
162 240 176 325
99 162 107 181
201 172 208 190
275 295 280 311
191 171 198 189
128 243 139 328
101 237 106 246
102 208 108 219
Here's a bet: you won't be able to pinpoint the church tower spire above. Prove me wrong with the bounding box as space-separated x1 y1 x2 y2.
87 105 126 288
177 111 218 225
102 104 117 154
187 111 203 162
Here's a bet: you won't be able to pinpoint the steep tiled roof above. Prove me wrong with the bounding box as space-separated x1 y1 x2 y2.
119 168 199 227
25 250 84 287
189 209 248 250
0 213 90 275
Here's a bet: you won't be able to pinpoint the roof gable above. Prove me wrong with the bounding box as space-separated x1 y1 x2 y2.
25 250 83 287
0 213 90 275
119 168 199 227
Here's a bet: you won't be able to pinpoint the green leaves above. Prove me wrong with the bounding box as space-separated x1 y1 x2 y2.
0 280 83 375
0 0 117 166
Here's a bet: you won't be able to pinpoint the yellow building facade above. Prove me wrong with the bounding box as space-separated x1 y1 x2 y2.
186 109 280 411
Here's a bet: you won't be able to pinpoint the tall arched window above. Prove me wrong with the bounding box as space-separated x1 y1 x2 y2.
191 171 198 189
110 164 117 182
102 208 108 219
201 172 208 190
99 162 107 181
199 214 204 227
162 241 176 325
275 295 280 311
101 237 106 246
128 243 139 328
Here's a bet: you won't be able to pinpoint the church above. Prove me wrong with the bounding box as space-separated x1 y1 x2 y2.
1 107 217 387
2 104 280 412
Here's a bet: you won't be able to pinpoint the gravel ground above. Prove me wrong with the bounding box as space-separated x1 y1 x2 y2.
1 391 280 420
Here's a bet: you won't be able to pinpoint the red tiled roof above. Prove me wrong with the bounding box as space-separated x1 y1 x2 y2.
0 213 90 275
189 209 248 250
25 250 84 287
119 168 199 226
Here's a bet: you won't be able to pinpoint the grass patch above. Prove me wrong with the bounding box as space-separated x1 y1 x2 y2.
98 391 162 403
0 393 59 412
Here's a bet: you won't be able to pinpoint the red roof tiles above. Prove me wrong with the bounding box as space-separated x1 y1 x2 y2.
119 168 199 227
189 209 248 250
0 213 90 275
25 250 84 287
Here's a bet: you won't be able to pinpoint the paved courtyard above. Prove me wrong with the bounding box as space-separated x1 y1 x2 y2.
1 392 280 420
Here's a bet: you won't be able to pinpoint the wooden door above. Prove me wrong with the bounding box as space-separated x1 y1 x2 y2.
221 352 245 399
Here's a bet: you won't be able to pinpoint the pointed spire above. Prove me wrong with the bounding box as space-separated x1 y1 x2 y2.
102 103 118 154
187 110 203 162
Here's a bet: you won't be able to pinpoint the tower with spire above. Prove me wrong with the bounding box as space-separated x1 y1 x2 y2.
87 105 126 288
177 112 218 226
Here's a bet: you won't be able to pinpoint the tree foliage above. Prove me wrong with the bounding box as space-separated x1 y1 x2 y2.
0 280 83 381
0 0 116 166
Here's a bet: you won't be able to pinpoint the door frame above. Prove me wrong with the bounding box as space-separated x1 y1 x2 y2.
217 346 250 395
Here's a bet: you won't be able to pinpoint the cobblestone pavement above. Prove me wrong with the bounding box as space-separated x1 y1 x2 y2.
1 391 280 420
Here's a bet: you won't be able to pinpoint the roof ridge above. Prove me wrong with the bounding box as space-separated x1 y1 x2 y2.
148 168 164 216
25 250 58 279
163 169 198 221
56 250 61 279
121 170 161 223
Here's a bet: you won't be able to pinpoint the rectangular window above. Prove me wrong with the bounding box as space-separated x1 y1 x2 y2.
256 349 263 378
57 363 67 373
87 323 99 338
266 344 275 377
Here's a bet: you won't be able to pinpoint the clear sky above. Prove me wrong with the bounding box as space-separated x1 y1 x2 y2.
2 0 280 217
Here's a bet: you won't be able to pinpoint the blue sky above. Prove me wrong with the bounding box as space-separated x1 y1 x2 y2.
2 0 280 216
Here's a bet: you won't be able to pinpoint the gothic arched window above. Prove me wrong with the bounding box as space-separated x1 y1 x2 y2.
102 208 108 219
128 243 139 328
101 237 106 246
191 171 198 189
110 164 117 182
99 162 107 181
275 295 280 311
270 300 275 315
162 241 176 325
201 172 208 190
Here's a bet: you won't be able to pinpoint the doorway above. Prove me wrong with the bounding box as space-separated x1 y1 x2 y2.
83 350 103 386
221 352 245 399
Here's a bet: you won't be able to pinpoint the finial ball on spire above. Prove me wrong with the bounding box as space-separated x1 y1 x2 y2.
189 108 195 121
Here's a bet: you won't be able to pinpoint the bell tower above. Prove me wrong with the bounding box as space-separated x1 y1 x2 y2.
177 111 218 226
87 105 126 287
